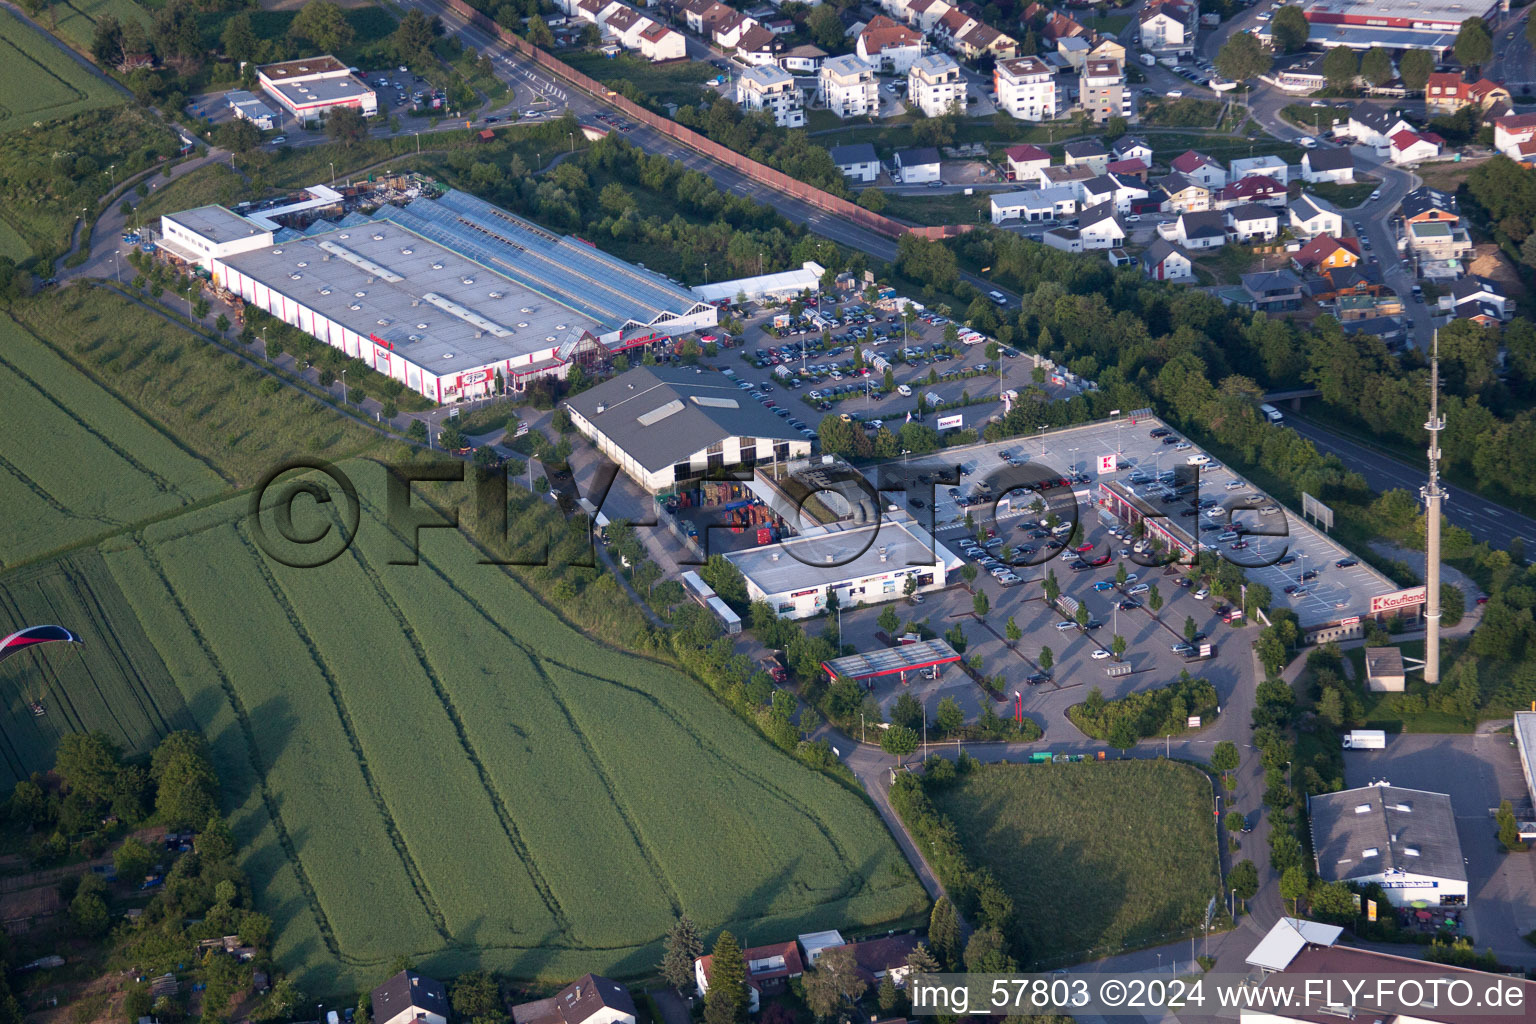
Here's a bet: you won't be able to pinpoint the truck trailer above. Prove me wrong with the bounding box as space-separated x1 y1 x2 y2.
1342 729 1386 750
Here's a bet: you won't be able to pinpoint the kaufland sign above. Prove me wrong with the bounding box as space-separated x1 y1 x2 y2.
1370 586 1427 615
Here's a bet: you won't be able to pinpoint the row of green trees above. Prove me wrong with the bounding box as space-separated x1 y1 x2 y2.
1068 673 1220 746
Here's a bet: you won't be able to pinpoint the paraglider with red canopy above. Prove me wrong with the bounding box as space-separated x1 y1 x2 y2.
0 625 84 715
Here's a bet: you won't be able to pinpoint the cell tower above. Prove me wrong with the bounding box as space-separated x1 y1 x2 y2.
1421 332 1445 685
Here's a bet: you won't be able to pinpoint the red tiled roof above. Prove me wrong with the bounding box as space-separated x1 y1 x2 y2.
1495 112 1536 132
1107 158 1148 175
698 942 804 993
860 15 924 51
1170 150 1216 173
1007 143 1051 163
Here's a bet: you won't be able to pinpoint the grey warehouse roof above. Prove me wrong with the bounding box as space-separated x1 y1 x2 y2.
219 219 597 375
1309 783 1466 885
566 366 804 473
166 205 269 245
268 76 373 107
374 189 708 336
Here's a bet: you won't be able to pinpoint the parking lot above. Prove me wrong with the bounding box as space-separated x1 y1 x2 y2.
1343 732 1536 964
877 415 1400 630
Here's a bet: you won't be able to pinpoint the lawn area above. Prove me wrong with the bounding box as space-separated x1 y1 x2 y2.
930 760 1220 966
1340 641 1480 733
1282 102 1351 136
10 286 380 490
1308 179 1376 210
1194 244 1262 285
563 51 715 107
0 218 29 261
0 312 229 569
130 162 247 223
881 189 1004 227
1149 132 1303 167
0 7 124 132
96 460 929 996
1080 12 1132 34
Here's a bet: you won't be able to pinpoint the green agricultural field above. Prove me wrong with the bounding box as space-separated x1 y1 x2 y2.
0 550 195 789
12 288 380 489
0 218 28 261
930 760 1220 966
97 460 928 995
45 0 152 51
0 8 123 131
0 314 227 569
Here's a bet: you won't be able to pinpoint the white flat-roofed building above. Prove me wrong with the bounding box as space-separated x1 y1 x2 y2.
907 52 964 117
1229 155 1289 186
991 186 1078 223
736 64 805 126
1298 0 1500 45
201 189 713 403
565 366 809 492
1308 782 1468 908
226 89 278 131
1517 711 1536 812
692 260 825 304
1079 58 1130 124
728 511 958 619
818 54 878 118
159 206 274 271
994 56 1057 121
256 55 377 121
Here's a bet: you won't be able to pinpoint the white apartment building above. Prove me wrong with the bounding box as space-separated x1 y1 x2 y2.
736 64 805 127
906 52 965 117
1079 58 1130 124
994 56 1057 121
818 54 878 118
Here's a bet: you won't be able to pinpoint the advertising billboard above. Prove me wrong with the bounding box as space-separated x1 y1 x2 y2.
1369 586 1427 615
936 413 965 430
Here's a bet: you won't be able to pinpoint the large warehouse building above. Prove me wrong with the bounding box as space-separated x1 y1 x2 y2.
164 189 714 403
257 56 377 121
565 366 810 492
1308 781 1468 907
1292 0 1501 52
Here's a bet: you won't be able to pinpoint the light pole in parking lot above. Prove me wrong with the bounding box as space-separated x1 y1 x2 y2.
1285 760 1292 794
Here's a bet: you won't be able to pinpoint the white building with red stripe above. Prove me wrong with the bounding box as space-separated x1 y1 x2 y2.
257 56 377 122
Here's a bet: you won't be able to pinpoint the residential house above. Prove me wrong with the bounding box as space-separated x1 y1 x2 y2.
1228 203 1279 243
1039 164 1095 191
778 44 826 72
1079 58 1130 123
1400 186 1457 227
828 142 881 183
1081 173 1149 214
991 185 1079 222
1213 174 1286 210
1424 73 1511 116
1319 264 1386 300
797 931 847 967
934 7 980 50
736 64 805 127
857 15 926 72
953 22 1016 61
1493 112 1536 159
1088 36 1127 65
1143 239 1194 282
1228 154 1288 186
843 935 924 987
1172 210 1227 249
1390 130 1442 165
1157 172 1209 213
1041 11 1086 46
1077 201 1124 248
1344 316 1408 346
712 9 760 49
638 22 686 60
1241 269 1304 311
907 52 964 115
1106 157 1149 181
696 942 804 1014
1004 143 1051 182
1451 300 1506 325
894 146 942 184
1439 276 1510 322
818 54 878 118
1288 192 1343 239
762 17 795 36
994 56 1057 121
511 976 636 1024
1056 35 1091 70
680 0 731 34
734 25 779 65
1345 105 1414 149
1300 148 1354 184
908 0 950 34
1113 137 1153 165
1171 150 1227 188
1334 292 1402 321
1139 0 1195 54
373 972 448 1024
1063 138 1109 175
1406 218 1473 262
1293 234 1361 272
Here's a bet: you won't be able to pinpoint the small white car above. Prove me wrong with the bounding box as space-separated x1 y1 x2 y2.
1260 504 1282 515
1055 621 1077 631
1193 587 1210 600
1123 573 1139 585
1091 648 1112 660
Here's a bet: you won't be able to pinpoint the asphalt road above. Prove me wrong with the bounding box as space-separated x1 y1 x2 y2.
1287 413 1536 548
